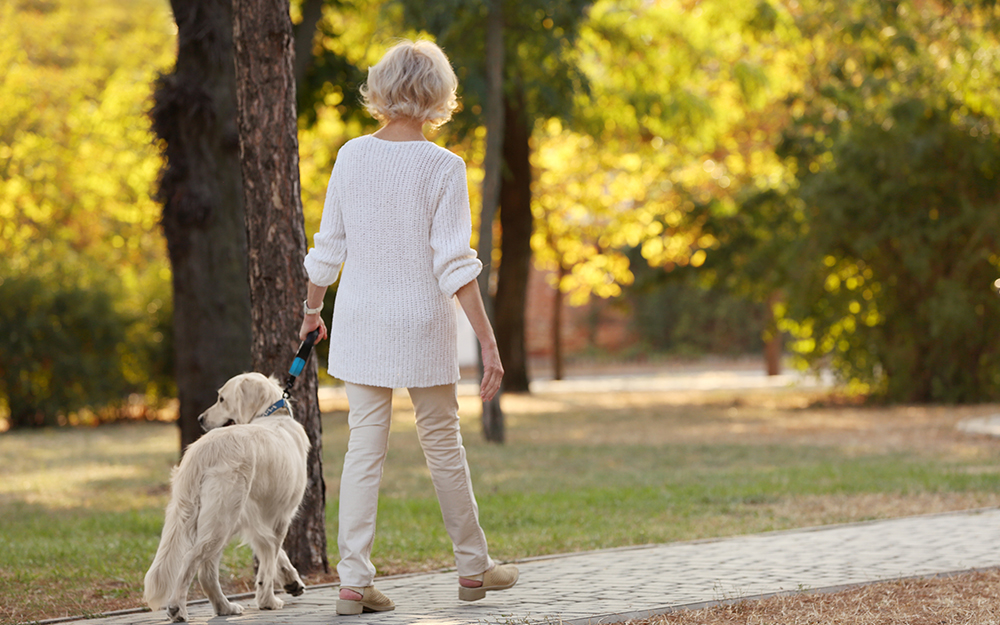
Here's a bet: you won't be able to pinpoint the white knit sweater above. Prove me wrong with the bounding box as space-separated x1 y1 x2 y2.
303 135 483 388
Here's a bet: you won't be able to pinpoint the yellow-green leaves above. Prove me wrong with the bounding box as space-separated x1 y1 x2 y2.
0 0 174 291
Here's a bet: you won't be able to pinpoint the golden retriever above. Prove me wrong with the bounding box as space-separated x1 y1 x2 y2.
143 373 310 622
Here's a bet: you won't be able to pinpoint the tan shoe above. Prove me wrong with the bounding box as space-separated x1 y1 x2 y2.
458 563 519 601
336 585 395 614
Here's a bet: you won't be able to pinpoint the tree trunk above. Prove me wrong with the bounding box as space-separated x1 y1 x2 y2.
478 0 505 443
292 0 324 95
232 0 329 577
553 262 566 381
764 290 782 376
151 0 252 456
495 87 532 394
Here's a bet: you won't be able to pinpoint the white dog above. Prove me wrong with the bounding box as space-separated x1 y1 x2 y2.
143 373 310 622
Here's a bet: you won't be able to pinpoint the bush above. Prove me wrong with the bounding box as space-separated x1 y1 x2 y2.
781 101 1000 401
0 273 172 428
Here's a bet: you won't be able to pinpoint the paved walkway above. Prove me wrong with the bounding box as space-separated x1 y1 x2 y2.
77 508 1000 625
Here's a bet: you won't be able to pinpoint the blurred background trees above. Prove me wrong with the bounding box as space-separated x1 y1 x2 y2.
0 0 176 427
718 0 1000 401
2 0 999 431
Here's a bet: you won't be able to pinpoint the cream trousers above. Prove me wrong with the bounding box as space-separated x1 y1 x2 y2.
337 382 494 587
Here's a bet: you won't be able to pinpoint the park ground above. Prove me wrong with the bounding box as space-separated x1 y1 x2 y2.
3 359 1000 624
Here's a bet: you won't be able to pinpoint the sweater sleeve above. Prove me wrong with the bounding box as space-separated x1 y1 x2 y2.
431 159 483 298
303 165 347 287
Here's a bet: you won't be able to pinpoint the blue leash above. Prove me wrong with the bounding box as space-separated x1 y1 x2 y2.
283 328 320 397
259 329 319 419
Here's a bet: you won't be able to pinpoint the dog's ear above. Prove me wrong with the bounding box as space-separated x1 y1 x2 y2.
238 374 277 422
236 376 261 423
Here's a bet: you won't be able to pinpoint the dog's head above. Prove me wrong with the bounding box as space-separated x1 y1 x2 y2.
198 372 284 432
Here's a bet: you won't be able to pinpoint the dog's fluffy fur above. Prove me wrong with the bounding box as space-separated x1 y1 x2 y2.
143 373 310 622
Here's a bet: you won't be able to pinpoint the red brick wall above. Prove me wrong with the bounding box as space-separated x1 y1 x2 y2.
523 265 638 360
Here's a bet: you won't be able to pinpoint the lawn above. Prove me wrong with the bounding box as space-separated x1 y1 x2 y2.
2 382 1000 624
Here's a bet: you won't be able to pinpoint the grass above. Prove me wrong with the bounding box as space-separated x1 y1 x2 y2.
3 383 1000 623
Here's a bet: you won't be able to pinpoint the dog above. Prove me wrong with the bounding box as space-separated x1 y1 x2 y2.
143 373 310 622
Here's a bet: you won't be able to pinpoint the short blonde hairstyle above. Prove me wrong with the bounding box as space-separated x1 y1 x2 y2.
360 40 460 128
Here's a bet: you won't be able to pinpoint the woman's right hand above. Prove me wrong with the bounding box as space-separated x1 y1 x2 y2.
480 341 503 402
299 313 328 343
300 281 330 342
454 280 504 401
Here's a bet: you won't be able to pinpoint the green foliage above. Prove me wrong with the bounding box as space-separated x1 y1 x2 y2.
0 0 177 426
692 0 1000 400
293 0 393 124
530 0 799 307
0 0 174 275
393 0 592 132
8 0 998 413
769 0 1000 401
0 273 135 428
782 103 1000 401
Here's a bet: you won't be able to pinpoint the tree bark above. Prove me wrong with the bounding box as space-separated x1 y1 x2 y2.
478 0 505 443
232 0 329 577
151 0 252 456
495 87 533 393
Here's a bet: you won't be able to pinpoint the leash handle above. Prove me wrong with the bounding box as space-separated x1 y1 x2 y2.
283 329 320 396
289 329 320 376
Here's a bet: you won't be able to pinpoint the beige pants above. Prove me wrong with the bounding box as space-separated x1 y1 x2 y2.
337 382 494 587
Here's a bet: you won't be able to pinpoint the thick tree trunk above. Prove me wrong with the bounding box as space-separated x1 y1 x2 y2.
232 0 329 577
479 0 505 443
495 87 533 393
151 0 252 456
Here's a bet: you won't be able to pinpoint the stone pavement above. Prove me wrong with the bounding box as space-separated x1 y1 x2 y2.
73 507 1000 625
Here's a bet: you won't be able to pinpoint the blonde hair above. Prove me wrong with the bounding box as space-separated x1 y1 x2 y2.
360 40 460 128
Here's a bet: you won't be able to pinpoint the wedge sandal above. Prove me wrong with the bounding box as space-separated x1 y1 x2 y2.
458 563 519 601
336 585 395 614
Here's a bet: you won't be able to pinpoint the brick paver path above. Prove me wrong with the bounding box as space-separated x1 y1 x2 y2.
83 508 1000 625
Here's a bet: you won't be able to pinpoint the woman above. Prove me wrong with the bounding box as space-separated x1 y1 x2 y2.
299 39 517 615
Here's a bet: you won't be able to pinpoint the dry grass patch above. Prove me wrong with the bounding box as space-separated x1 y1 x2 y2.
640 569 1000 625
495 388 1000 457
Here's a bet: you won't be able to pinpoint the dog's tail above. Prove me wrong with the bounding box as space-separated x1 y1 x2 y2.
143 464 201 610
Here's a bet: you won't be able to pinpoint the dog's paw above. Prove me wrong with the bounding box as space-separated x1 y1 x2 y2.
217 601 244 616
166 604 188 622
257 595 284 610
284 580 306 597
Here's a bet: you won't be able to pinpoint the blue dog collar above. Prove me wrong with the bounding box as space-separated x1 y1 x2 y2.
257 398 287 420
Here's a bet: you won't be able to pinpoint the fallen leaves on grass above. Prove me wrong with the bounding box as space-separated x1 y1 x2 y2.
638 569 1000 625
